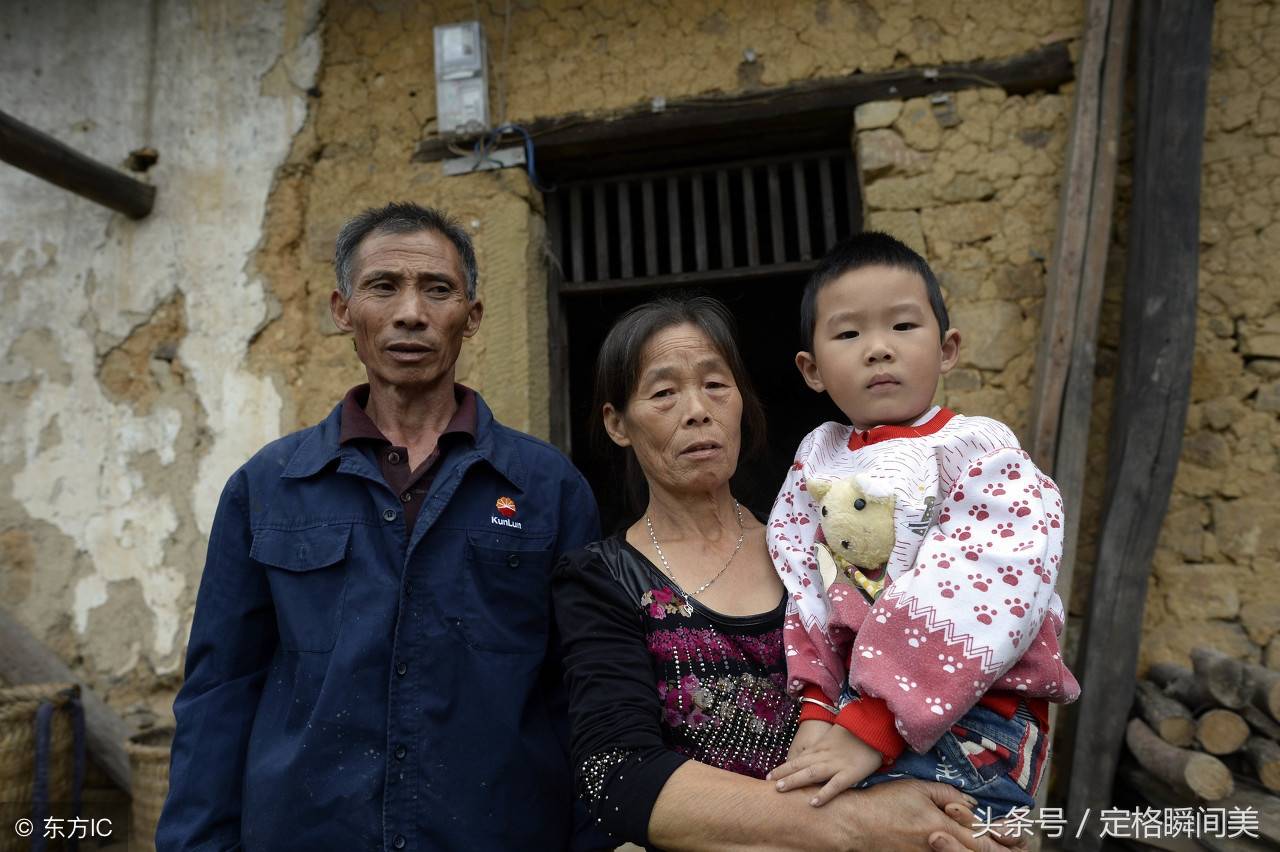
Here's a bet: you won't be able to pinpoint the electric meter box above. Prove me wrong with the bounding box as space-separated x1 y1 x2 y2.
434 21 489 135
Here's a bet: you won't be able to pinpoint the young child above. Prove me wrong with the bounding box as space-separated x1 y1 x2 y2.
765 232 1080 819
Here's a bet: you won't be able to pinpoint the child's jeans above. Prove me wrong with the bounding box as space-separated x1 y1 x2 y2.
846 690 1050 820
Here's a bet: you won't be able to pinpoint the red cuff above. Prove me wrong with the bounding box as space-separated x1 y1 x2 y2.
797 683 838 724
834 695 907 763
980 693 1051 733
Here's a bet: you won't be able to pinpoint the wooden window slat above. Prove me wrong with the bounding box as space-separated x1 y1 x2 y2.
742 167 760 266
569 186 584 282
844 157 860 234
716 169 733 269
793 161 811 261
642 179 658 276
667 176 682 274
767 164 784 264
692 176 708 272
618 181 633 279
593 183 609 281
819 157 837 251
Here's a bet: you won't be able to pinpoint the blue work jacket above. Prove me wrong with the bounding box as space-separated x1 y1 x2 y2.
157 393 601 851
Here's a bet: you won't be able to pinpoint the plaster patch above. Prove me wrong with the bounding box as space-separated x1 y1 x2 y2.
0 0 320 675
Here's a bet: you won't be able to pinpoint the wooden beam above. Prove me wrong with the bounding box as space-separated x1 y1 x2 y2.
0 110 155 220
1065 1 1215 848
559 259 820 297
1029 0 1131 593
413 41 1075 178
0 606 134 793
1024 0 1131 827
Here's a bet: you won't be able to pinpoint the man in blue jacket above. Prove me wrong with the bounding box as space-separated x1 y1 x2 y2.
157 202 602 851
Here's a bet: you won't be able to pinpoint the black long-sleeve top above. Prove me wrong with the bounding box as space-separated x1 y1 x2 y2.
552 535 800 847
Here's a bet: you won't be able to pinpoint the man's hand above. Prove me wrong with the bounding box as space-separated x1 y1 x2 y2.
785 718 831 761
823 780 1031 852
767 722 884 805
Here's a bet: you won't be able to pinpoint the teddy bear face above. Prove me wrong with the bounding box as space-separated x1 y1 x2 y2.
808 475 897 578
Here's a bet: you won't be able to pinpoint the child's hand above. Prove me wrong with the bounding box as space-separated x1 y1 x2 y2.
766 723 885 806
785 718 831 761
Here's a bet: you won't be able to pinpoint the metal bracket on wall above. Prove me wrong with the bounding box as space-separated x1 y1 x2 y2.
442 145 527 177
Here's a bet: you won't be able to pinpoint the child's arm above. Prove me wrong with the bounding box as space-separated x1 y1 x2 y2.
766 426 852 708
846 436 1067 753
769 722 885 805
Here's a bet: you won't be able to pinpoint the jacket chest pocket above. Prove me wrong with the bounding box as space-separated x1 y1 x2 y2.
252 524 352 653
458 531 554 653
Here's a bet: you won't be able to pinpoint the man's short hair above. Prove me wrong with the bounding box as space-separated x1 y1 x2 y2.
798 231 949 352
333 202 479 300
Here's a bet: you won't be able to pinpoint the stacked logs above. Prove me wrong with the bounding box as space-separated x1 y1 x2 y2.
1122 647 1280 839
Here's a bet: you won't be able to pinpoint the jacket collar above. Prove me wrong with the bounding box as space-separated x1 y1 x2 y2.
281 391 525 491
847 406 955 451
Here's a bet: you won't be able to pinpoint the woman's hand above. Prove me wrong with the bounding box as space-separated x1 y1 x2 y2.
767 723 883 805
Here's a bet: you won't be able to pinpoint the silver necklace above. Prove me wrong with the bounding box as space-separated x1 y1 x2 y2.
645 500 745 597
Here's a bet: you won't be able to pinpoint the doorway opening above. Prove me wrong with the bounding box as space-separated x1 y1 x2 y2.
563 277 847 533
547 148 860 533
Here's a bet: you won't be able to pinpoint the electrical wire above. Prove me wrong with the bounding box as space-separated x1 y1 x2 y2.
470 123 553 192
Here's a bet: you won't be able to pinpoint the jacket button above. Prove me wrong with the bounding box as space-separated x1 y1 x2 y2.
393 835 406 849
507 554 520 568
396 662 407 677
394 744 407 760
382 508 397 522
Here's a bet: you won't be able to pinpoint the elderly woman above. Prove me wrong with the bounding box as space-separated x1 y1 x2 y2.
553 296 1023 851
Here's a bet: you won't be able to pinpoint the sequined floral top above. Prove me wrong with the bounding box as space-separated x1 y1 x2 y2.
553 535 800 848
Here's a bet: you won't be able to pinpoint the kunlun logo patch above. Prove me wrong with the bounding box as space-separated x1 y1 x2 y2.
492 496 522 529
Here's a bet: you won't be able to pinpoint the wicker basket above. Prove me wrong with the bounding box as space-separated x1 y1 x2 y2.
124 727 171 852
0 684 84 852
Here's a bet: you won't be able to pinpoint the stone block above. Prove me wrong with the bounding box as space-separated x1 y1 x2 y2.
999 261 1045 300
1241 315 1280 358
894 97 942 151
864 175 934 210
1212 497 1280 561
1157 504 1208 562
1247 359 1280 379
1182 431 1231 469
1241 581 1280 645
949 300 1025 370
1157 562 1239 620
921 201 1001 246
935 173 997 204
1202 397 1246 431
942 368 982 392
1141 620 1260 671
856 128 929 177
865 210 925 256
1255 381 1280 412
854 100 902 130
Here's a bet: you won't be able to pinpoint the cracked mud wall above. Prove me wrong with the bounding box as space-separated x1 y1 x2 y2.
0 0 1095 719
856 0 1280 678
1125 0 1280 672
4 0 1272 728
0 0 321 719
252 0 1087 438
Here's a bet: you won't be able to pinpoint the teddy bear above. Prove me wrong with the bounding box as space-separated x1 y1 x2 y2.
807 475 897 604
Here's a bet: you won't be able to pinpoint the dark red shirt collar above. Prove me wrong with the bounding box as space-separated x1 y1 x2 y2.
847 407 955 451
339 383 478 446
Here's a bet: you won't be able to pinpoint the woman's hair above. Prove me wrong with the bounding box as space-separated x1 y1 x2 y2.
591 294 766 517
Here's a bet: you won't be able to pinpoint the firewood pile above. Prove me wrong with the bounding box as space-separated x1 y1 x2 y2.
1119 647 1280 847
